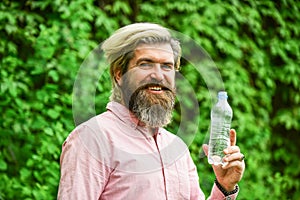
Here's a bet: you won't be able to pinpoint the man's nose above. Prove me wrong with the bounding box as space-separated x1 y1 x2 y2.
150 64 164 82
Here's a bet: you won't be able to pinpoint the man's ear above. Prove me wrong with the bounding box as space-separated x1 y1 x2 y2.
114 70 122 86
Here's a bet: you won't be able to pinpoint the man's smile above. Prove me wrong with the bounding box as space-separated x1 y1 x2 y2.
148 86 162 91
141 84 171 94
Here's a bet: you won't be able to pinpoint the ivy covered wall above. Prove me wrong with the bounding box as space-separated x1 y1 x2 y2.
1 0 299 199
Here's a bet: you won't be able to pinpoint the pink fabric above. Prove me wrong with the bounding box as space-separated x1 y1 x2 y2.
58 102 238 200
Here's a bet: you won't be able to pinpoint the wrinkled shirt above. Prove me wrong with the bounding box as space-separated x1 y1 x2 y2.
58 101 238 200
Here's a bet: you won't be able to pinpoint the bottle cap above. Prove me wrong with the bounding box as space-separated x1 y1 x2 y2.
218 91 228 99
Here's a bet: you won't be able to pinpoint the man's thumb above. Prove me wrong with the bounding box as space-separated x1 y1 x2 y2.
202 144 209 156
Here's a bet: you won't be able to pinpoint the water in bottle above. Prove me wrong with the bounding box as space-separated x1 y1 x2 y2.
208 91 233 165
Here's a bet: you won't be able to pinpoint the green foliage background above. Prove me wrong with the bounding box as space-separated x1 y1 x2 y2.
1 0 299 199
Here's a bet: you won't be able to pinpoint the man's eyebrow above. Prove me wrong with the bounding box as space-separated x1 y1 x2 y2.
136 58 154 63
136 57 174 65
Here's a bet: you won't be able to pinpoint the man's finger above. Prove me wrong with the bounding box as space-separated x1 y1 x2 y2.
230 129 236 146
224 146 240 155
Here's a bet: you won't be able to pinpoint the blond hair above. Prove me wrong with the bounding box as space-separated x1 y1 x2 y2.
101 23 181 102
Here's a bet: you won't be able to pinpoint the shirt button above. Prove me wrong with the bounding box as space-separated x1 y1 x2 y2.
225 197 232 200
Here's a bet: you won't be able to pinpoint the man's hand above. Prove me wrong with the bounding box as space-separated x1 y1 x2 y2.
202 129 245 191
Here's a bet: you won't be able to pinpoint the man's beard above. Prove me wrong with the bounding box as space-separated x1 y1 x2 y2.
122 83 176 128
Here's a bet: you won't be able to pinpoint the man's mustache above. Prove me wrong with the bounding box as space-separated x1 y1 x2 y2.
133 81 174 93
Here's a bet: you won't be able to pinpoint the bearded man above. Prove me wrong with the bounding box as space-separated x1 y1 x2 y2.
58 23 245 200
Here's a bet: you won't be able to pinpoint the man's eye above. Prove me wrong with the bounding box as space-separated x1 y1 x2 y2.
161 64 173 71
138 62 153 69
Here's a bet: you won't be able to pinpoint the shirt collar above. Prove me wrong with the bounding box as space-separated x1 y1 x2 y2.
106 101 143 129
106 101 161 137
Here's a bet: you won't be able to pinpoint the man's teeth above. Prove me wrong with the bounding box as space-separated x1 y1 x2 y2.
148 86 162 91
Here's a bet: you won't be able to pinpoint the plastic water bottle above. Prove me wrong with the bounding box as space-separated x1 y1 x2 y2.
208 91 233 165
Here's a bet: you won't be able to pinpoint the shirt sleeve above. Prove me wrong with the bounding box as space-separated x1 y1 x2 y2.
208 183 239 200
57 125 112 200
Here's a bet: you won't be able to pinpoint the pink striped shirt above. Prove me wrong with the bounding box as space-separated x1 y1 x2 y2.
58 102 238 200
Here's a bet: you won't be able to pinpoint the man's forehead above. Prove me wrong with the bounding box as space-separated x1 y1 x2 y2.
134 43 174 60
135 43 173 52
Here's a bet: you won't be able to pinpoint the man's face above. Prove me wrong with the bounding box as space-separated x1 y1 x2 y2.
117 43 176 128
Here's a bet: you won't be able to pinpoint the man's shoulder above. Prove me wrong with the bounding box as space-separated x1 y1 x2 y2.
159 128 180 138
159 128 187 145
80 110 116 129
70 110 111 133
159 128 175 136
